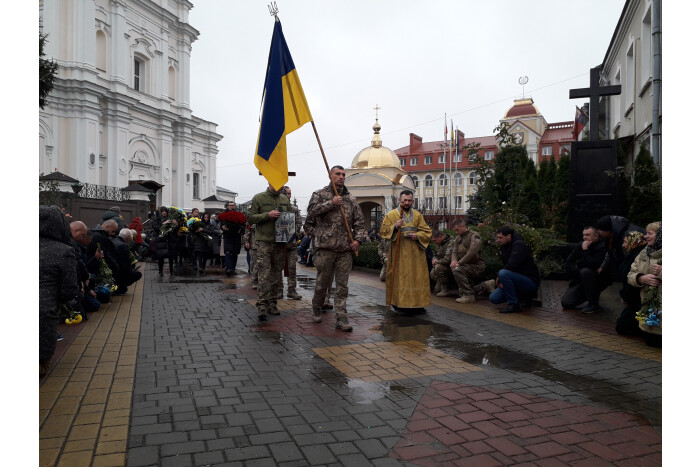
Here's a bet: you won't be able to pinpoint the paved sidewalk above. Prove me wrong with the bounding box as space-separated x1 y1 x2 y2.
40 257 661 466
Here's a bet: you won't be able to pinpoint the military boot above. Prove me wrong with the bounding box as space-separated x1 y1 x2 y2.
456 295 476 304
335 315 353 332
312 307 322 323
287 289 302 300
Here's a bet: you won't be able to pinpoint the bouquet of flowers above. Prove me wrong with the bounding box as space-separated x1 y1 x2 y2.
636 258 661 327
217 210 246 231
95 243 118 294
188 218 212 244
58 299 82 325
159 207 187 237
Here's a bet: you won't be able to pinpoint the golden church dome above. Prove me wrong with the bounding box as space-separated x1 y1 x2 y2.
351 120 402 169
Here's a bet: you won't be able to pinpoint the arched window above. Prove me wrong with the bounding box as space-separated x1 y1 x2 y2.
424 175 433 187
96 30 107 72
411 175 419 189
168 66 176 100
469 172 477 185
438 173 447 186
453 172 463 186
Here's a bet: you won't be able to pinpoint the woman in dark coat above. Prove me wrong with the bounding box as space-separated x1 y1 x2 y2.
615 231 646 336
194 213 215 274
40 205 79 376
210 213 222 267
154 206 179 276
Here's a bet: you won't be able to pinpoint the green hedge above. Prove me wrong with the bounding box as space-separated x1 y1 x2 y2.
352 242 382 269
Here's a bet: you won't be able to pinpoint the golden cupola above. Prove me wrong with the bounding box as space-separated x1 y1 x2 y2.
351 119 402 169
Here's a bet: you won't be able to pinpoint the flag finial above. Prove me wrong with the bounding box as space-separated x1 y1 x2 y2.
268 2 279 21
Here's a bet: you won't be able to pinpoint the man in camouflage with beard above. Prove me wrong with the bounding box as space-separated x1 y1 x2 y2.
306 165 364 331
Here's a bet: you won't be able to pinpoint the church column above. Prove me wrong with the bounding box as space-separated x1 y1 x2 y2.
109 0 129 90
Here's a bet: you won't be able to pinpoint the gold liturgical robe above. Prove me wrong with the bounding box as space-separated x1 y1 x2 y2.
380 208 432 308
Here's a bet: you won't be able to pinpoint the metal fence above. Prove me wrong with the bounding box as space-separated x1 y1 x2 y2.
76 183 131 201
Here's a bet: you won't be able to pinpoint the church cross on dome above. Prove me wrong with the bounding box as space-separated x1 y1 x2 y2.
374 104 381 122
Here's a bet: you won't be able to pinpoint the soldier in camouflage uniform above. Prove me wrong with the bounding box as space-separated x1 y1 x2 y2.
243 224 258 288
247 183 291 320
430 229 457 296
450 218 494 303
306 165 364 331
377 237 389 282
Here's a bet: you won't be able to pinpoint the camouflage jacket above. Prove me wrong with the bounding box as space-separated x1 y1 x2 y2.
306 183 364 252
377 237 389 258
451 228 485 266
243 224 256 250
434 233 455 267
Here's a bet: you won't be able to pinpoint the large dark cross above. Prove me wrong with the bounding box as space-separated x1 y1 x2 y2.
569 66 621 141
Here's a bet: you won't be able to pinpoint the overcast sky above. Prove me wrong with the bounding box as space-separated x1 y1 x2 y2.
189 0 625 213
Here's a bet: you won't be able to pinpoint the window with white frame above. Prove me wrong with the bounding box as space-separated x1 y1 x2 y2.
411 175 419 188
438 173 447 186
400 158 405 166
453 172 462 186
438 154 446 164
424 155 432 164
625 43 634 109
542 146 552 157
424 175 433 187
193 172 200 199
410 157 417 166
453 153 462 163
454 196 462 209
134 55 147 92
469 172 477 185
424 197 433 210
641 8 652 82
414 197 420 209
559 144 570 156
484 150 494 160
438 196 447 209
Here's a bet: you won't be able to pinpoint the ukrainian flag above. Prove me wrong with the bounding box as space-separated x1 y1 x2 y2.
254 20 312 190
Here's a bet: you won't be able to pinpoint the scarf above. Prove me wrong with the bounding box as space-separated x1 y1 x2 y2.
623 231 645 254
645 222 662 255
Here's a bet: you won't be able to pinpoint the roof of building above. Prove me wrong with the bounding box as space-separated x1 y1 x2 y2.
351 120 402 169
395 136 498 155
39 171 79 183
216 186 238 196
201 194 229 202
503 98 541 119
541 122 575 143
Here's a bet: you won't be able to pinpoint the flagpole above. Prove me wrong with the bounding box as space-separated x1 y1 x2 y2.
310 121 357 255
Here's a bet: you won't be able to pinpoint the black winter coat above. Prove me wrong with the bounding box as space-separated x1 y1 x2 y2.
87 226 120 278
564 239 607 283
600 216 645 273
499 232 540 286
194 223 215 254
153 218 178 259
221 219 243 253
39 206 79 359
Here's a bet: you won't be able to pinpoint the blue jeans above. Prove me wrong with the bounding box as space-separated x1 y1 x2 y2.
489 269 538 305
225 250 237 271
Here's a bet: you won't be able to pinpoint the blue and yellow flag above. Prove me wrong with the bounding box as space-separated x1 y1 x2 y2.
254 20 312 190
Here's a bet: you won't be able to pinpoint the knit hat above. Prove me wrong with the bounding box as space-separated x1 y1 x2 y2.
110 206 121 214
596 216 612 232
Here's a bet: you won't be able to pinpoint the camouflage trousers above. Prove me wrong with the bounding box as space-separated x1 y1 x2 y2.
284 244 297 291
431 263 453 287
255 242 286 312
379 257 388 281
312 249 352 316
451 262 486 297
250 249 258 282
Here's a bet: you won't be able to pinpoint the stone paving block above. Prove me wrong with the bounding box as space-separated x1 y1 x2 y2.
56 450 93 467
224 445 271 461
249 431 293 445
161 454 193 467
63 438 97 453
92 453 126 466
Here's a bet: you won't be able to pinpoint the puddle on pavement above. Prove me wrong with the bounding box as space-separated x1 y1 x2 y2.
368 311 661 427
171 278 222 283
296 276 318 291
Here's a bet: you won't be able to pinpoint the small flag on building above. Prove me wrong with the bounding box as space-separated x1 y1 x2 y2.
254 20 312 190
573 106 589 141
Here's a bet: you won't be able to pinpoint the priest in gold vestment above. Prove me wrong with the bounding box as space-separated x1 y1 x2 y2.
380 191 432 310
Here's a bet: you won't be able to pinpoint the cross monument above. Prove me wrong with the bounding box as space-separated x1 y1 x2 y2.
569 66 621 141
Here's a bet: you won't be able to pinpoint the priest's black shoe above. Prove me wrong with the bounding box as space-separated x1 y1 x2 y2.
499 303 522 314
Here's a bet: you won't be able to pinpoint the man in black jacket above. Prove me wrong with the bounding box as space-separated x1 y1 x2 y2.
489 226 540 314
595 215 644 281
561 226 608 313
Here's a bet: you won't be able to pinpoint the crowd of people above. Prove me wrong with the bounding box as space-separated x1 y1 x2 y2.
41 177 661 375
39 206 144 376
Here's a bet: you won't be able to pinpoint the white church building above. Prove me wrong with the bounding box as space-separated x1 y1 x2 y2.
39 0 222 211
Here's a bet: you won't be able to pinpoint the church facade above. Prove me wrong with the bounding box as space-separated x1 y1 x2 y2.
39 0 222 211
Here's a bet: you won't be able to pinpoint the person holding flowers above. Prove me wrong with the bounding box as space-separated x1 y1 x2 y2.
154 206 182 276
189 214 214 275
628 221 662 347
218 201 246 276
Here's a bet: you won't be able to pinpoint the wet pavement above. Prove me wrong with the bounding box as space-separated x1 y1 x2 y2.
40 255 662 466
